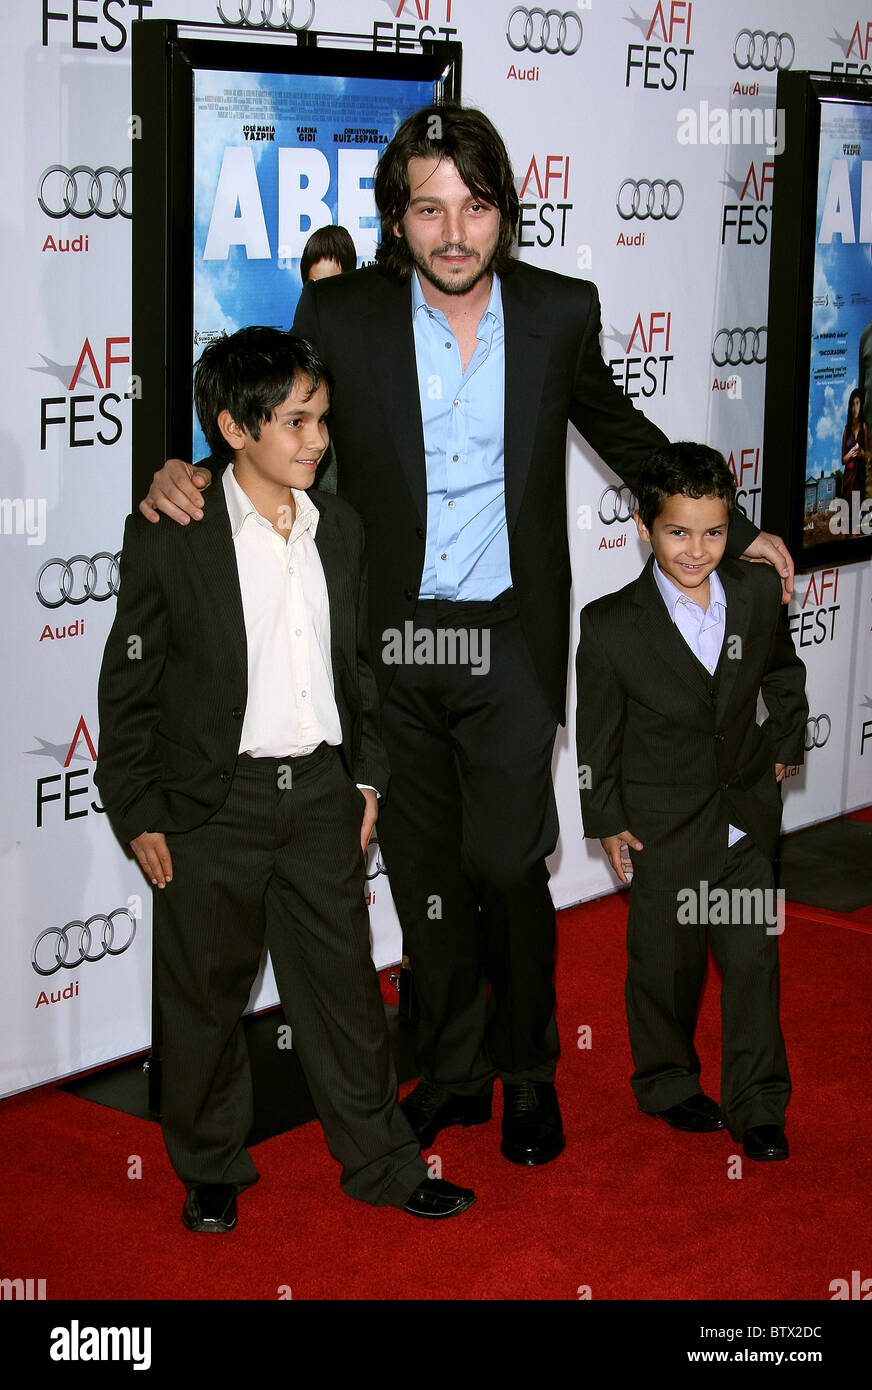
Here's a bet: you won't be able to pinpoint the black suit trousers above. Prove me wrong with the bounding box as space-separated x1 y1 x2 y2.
154 745 426 1206
376 593 561 1093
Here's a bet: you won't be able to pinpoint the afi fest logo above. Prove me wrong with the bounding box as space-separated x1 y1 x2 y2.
41 0 153 52
517 153 572 250
721 160 772 246
26 715 105 829
373 0 458 52
787 569 841 649
606 311 674 399
625 1 694 92
32 336 133 450
726 446 762 525
829 21 872 76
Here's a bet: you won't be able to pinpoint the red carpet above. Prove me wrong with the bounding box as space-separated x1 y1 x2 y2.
1 892 869 1303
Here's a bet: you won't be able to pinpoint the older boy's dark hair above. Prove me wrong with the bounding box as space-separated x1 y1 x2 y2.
635 442 737 530
194 327 332 459
373 103 519 282
300 223 357 280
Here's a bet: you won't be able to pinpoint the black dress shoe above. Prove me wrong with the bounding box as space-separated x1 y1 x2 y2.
403 1178 476 1218
653 1092 725 1132
742 1124 789 1161
181 1184 238 1233
500 1082 565 1165
400 1081 492 1148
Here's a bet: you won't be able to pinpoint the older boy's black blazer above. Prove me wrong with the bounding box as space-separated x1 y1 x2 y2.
576 555 808 889
96 473 389 847
292 261 760 724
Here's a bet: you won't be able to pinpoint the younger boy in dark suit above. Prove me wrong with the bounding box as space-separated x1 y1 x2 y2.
96 328 474 1229
576 443 808 1160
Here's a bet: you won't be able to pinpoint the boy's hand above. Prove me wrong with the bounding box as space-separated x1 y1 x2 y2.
775 763 787 782
130 831 173 888
739 530 794 603
600 830 643 884
359 787 378 855
140 459 212 525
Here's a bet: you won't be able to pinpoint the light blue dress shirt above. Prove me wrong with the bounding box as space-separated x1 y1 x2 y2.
653 561 744 846
411 271 512 599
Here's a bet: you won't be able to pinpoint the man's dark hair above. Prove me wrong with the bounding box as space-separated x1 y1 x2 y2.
373 103 519 281
635 442 737 530
300 223 357 281
194 326 332 459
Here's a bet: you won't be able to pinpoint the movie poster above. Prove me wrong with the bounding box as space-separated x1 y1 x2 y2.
805 99 872 546
191 68 433 457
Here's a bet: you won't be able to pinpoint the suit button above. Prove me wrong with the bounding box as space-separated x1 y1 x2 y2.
715 733 725 742
415 526 425 539
231 707 243 720
404 587 414 601
219 771 230 784
720 782 729 791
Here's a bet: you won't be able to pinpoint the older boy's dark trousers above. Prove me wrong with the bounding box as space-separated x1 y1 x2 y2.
153 744 426 1207
626 834 790 1137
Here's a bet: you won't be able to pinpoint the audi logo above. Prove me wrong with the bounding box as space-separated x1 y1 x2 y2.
598 486 636 526
506 7 583 55
712 328 767 367
733 30 795 72
32 909 137 977
617 178 684 222
38 165 131 220
216 0 315 29
805 715 831 750
36 553 121 609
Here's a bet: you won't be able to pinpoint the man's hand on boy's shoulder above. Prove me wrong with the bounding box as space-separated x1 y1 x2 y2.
739 530 794 603
130 830 173 888
600 829 643 884
140 459 212 525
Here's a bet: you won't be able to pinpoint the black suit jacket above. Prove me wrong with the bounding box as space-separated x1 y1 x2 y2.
291 261 759 724
96 473 389 847
576 556 808 888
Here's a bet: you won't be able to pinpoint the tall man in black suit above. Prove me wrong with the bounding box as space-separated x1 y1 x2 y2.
99 329 474 1228
141 106 794 1167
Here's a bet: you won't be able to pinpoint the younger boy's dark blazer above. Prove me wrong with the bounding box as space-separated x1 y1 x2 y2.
96 466 389 847
576 555 808 889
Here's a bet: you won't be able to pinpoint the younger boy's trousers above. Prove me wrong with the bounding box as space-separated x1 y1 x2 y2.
625 835 791 1137
153 744 427 1207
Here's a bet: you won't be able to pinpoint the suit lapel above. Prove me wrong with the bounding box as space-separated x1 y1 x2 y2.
715 558 753 720
184 476 248 682
363 277 427 522
631 557 715 704
309 495 354 675
501 270 551 535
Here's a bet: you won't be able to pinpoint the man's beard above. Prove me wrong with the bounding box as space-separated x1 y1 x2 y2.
406 239 498 295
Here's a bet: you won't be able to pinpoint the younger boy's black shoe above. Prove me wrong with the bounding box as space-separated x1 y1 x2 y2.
742 1125 789 1161
181 1183 238 1232
653 1092 725 1132
400 1081 492 1148
403 1178 476 1218
500 1082 565 1165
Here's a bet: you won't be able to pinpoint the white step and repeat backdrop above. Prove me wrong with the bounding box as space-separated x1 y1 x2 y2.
3 0 871 1095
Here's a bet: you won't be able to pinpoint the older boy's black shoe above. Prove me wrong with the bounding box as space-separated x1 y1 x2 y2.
500 1082 565 1164
653 1092 725 1132
400 1081 492 1148
403 1178 476 1218
742 1124 789 1160
181 1184 238 1233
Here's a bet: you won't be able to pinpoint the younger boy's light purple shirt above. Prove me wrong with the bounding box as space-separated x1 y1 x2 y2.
652 561 744 846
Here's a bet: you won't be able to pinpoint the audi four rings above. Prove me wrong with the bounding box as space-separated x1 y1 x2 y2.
32 909 137 977
36 554 121 609
805 716 832 750
617 179 684 221
712 328 768 367
38 166 131 219
733 30 795 71
217 0 315 28
506 8 583 55
598 486 637 525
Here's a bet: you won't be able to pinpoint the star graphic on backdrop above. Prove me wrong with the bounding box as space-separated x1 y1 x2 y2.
605 324 633 353
28 354 97 390
624 9 650 37
24 737 91 766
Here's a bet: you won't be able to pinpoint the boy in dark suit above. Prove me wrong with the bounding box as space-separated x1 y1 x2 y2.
96 328 474 1229
576 443 808 1161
